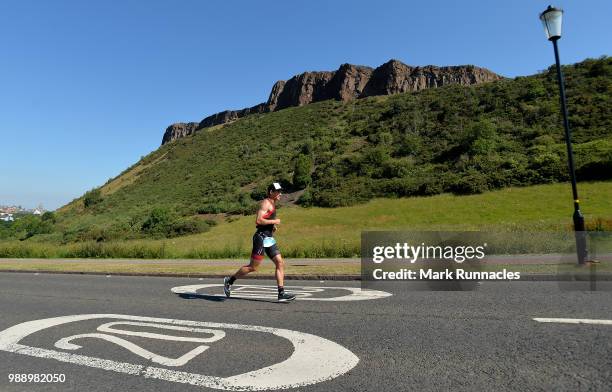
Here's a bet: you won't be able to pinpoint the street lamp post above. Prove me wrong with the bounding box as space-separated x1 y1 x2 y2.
539 5 588 264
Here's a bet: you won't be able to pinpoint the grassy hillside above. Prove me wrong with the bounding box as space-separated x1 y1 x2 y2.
1 181 611 258
2 57 610 244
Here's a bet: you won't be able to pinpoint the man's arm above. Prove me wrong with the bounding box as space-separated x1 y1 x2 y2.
255 200 280 226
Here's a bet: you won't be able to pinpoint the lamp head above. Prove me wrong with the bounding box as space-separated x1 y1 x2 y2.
539 5 563 41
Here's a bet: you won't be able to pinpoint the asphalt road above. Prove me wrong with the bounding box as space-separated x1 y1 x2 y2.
0 272 611 391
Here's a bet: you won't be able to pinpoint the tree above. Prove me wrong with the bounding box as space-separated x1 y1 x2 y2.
12 215 53 240
293 154 313 189
141 208 174 235
41 211 56 223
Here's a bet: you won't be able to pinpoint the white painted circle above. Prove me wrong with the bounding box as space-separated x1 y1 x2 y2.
171 284 392 301
0 314 359 390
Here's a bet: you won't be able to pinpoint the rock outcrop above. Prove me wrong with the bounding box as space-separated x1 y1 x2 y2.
329 64 374 101
361 60 499 96
161 59 502 145
198 103 267 129
161 122 199 145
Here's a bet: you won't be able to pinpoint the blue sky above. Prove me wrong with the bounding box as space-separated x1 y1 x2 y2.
1 0 610 210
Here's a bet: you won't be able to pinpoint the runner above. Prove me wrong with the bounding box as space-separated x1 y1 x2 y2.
224 182 296 302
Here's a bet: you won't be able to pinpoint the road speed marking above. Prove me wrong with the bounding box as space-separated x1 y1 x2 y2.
171 283 392 301
533 318 612 325
0 314 359 390
55 332 211 367
54 321 226 367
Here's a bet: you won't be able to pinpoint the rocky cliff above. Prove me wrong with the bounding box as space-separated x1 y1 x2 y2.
161 59 502 145
161 122 199 145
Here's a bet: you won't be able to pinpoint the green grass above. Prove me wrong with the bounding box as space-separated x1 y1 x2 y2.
0 261 360 276
2 181 611 259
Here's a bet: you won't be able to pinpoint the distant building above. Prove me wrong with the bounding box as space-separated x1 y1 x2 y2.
33 209 42 215
0 213 14 222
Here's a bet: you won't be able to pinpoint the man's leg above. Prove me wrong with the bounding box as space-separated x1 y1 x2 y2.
272 253 295 302
225 233 265 297
224 257 262 297
233 258 263 280
272 254 285 287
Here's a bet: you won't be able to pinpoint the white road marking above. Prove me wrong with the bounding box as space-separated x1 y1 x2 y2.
171 284 392 301
98 321 226 343
55 333 210 367
533 318 612 325
0 314 359 390
54 321 227 367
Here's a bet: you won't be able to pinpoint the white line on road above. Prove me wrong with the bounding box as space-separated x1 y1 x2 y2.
171 284 392 301
533 318 612 325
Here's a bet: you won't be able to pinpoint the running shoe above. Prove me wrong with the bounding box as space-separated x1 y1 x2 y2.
223 276 232 298
277 291 296 303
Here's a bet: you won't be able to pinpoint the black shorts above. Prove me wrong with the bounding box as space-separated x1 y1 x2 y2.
251 231 280 261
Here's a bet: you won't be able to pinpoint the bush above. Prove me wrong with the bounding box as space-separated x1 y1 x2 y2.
293 154 313 189
41 211 57 223
197 203 224 214
382 157 415 178
467 120 498 155
60 224 127 243
140 208 211 238
574 139 612 181
11 215 54 240
312 178 373 207
250 184 268 201
363 146 391 166
301 139 314 155
529 147 568 182
0 221 12 239
141 208 175 236
450 169 490 195
167 218 210 237
379 178 421 197
396 132 422 156
297 189 313 205
83 188 103 208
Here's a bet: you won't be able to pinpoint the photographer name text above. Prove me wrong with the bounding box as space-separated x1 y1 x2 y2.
372 268 521 280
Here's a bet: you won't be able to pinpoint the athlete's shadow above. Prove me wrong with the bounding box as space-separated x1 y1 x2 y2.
176 293 279 303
